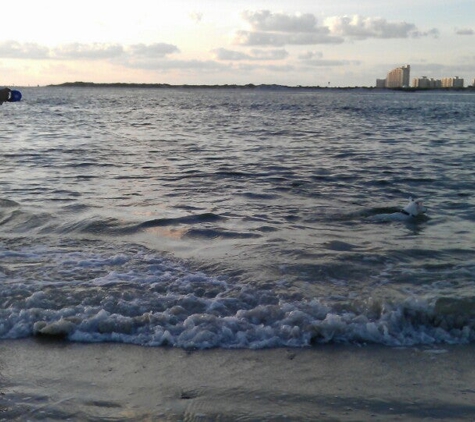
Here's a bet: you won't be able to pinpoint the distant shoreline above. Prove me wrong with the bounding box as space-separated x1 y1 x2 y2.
46 81 475 92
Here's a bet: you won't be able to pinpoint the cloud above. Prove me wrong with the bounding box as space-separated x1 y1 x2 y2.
251 49 289 60
260 64 295 73
302 58 359 67
0 41 179 62
53 43 124 60
0 40 49 59
55 42 179 61
113 43 182 71
127 43 180 57
235 63 295 73
412 28 440 38
455 28 474 35
325 15 436 39
213 48 288 61
298 51 360 67
235 10 437 46
121 58 228 73
242 10 321 33
0 39 225 76
234 31 343 46
237 10 343 46
298 51 323 60
213 48 250 61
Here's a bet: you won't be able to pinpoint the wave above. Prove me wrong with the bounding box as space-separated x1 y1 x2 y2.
138 213 224 229
0 200 229 238
1 240 474 349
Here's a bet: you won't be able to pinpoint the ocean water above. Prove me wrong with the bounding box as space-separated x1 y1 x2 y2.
1 87 474 349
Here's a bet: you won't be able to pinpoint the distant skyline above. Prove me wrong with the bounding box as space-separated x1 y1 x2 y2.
1 0 474 87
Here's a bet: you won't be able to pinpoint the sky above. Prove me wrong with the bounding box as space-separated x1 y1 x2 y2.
1 0 474 87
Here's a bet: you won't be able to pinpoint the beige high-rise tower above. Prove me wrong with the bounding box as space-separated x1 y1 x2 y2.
385 65 410 88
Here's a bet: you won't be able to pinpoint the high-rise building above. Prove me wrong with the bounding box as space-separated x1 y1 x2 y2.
386 65 410 88
441 76 464 88
412 76 441 89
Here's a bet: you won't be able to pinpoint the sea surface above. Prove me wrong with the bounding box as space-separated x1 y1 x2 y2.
1 87 474 349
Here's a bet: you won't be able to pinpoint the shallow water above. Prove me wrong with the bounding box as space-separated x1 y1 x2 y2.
1 87 474 348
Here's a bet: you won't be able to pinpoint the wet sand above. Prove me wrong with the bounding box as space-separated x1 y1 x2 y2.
1 340 475 421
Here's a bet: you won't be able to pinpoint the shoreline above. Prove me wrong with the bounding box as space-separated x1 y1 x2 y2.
41 82 475 92
1 339 475 421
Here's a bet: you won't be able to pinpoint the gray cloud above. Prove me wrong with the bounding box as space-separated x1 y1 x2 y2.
0 40 49 59
53 43 124 60
213 48 250 61
456 28 474 35
261 64 295 72
121 58 228 72
297 49 360 68
251 49 289 60
213 48 288 61
236 11 437 47
298 51 323 60
325 15 436 39
235 30 343 46
0 39 226 75
299 51 360 67
127 43 180 57
412 28 440 38
302 59 360 67
0 41 180 62
237 10 343 46
242 10 321 33
235 62 295 73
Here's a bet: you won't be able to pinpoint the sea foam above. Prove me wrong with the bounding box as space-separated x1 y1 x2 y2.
1 241 474 349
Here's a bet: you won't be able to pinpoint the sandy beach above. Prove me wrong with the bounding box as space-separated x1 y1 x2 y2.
1 340 475 421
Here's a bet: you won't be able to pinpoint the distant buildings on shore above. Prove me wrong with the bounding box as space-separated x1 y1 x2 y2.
376 65 473 89
413 76 464 89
